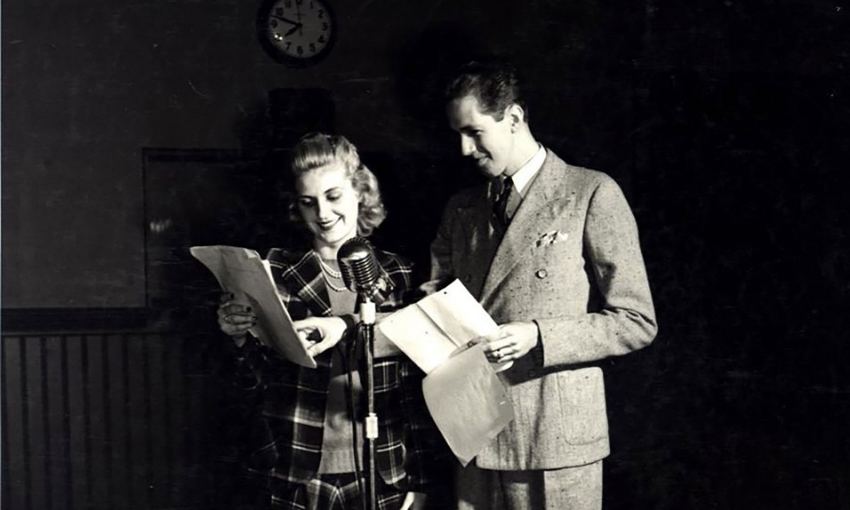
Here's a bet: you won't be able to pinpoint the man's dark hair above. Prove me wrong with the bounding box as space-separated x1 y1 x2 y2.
444 58 529 123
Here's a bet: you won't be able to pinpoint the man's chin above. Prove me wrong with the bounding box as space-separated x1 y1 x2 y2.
480 166 504 179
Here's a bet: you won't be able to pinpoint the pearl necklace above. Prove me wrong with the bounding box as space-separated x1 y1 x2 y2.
315 252 348 292
317 255 342 279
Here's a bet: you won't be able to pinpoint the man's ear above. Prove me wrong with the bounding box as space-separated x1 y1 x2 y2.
507 104 525 131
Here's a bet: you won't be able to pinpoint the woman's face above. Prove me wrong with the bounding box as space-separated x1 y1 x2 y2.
295 163 360 251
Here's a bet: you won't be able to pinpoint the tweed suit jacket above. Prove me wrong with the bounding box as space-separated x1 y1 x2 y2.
430 149 657 470
233 247 440 493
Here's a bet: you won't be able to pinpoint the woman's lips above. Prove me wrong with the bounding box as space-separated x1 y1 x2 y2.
317 218 339 231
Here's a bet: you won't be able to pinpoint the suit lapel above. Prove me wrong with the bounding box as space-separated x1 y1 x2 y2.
480 151 573 304
460 179 499 231
452 182 503 296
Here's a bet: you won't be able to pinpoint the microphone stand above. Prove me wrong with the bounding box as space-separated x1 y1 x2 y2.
358 295 378 510
337 236 387 510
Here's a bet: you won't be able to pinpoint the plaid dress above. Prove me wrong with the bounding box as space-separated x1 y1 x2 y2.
232 247 442 501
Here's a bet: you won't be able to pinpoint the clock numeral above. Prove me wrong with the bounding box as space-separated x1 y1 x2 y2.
318 9 324 18
309 43 316 53
297 45 304 55
296 0 303 5
277 6 286 14
322 22 329 31
270 19 278 29
284 1 291 8
285 42 292 50
318 35 326 43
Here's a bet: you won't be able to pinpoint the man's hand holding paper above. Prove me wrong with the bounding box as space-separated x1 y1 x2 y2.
377 279 512 373
377 279 515 465
477 321 540 364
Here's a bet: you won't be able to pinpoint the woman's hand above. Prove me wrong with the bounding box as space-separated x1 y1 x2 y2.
400 492 427 510
293 316 349 357
217 293 256 346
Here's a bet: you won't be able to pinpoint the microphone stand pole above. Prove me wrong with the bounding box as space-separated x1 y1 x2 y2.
359 296 378 510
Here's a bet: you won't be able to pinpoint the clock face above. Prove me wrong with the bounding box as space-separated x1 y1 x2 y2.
257 0 335 66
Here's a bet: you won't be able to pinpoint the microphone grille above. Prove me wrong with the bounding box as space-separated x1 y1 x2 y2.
337 237 379 292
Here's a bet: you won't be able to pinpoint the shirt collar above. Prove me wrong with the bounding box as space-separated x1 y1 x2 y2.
505 144 546 197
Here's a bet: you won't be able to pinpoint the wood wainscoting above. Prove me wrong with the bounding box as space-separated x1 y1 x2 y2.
1 322 257 510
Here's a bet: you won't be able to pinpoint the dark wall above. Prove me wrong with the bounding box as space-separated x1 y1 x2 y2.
0 0 459 307
2 0 642 308
602 2 850 509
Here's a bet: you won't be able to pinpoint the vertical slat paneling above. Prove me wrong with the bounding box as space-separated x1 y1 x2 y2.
169 333 190 507
44 335 69 510
25 338 47 510
2 338 28 510
2 330 217 510
126 333 151 509
148 334 170 506
65 335 90 509
185 367 208 506
107 333 130 508
0 340 11 510
86 334 109 509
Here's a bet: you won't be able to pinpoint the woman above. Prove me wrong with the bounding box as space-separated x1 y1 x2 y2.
217 133 438 510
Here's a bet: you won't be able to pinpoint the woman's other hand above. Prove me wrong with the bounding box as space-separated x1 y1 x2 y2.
293 316 349 357
217 293 256 346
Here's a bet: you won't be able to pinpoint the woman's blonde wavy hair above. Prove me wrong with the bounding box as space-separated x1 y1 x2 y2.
287 133 386 237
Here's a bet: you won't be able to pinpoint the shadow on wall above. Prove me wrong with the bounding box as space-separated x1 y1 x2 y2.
388 22 490 141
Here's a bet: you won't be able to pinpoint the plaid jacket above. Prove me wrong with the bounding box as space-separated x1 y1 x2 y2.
233 247 442 494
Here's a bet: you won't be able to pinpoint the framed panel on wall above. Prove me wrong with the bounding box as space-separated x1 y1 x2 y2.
142 148 292 326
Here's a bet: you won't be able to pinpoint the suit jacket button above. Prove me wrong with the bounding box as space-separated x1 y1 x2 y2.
535 269 548 279
527 369 538 378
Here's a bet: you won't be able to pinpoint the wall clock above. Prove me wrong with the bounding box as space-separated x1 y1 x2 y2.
257 0 336 67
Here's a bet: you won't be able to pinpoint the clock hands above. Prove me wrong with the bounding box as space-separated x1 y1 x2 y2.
295 0 304 36
270 14 301 37
271 14 299 26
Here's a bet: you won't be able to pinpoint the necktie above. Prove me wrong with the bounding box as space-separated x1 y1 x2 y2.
494 177 514 225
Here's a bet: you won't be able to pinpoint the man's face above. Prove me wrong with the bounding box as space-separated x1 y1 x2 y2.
446 94 516 179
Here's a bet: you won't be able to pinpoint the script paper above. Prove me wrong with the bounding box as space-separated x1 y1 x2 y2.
190 245 316 369
377 279 511 373
422 344 515 466
378 279 515 463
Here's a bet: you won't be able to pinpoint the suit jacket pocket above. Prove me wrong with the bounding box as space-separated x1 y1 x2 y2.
554 368 609 445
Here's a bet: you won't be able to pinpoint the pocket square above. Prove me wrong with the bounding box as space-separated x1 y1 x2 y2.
536 230 569 247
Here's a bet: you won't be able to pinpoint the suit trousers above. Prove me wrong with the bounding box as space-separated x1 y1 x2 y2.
456 461 602 510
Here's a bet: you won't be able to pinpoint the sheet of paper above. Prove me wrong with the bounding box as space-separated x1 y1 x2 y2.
377 279 510 373
417 279 499 343
422 344 515 466
377 304 458 373
190 245 316 369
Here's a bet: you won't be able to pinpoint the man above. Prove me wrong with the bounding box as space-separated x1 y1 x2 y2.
429 59 658 510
